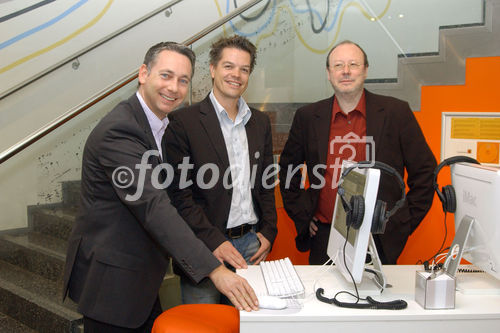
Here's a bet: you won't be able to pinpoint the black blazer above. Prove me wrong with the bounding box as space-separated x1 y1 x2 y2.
163 95 277 253
279 90 437 264
62 94 220 328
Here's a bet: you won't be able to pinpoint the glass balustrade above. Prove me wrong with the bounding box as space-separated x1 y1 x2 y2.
0 0 487 262
190 0 484 159
0 0 488 329
0 0 487 266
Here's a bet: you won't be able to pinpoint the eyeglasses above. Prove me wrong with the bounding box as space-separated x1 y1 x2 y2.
330 61 363 72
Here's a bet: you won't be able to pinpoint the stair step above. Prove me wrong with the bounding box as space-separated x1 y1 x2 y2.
0 312 38 333
0 233 65 282
0 260 69 304
30 207 76 241
0 277 82 333
28 231 68 255
61 181 81 209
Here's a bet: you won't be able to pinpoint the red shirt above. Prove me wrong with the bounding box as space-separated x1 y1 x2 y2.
314 92 367 223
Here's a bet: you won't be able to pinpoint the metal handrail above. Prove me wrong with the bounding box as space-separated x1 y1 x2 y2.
0 0 264 165
0 0 183 100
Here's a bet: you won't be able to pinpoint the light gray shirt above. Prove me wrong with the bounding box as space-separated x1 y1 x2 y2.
136 91 169 159
209 91 258 229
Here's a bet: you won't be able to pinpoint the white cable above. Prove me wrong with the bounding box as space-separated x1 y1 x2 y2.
435 252 449 265
300 255 336 281
303 255 338 300
358 0 407 58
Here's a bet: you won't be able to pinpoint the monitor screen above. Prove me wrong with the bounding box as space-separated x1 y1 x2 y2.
327 161 380 283
451 162 500 280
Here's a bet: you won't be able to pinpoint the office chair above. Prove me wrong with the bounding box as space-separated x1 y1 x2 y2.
152 304 240 333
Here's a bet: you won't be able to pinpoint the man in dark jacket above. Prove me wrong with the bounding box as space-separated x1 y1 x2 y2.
279 40 436 265
63 42 258 333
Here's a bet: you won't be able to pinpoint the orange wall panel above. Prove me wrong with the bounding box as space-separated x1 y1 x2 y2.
269 56 500 266
398 56 500 264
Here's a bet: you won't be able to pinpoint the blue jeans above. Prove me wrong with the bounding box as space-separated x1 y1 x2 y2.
180 228 260 304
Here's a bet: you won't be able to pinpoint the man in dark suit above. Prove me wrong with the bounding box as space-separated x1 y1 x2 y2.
164 36 277 304
63 42 258 333
279 40 436 265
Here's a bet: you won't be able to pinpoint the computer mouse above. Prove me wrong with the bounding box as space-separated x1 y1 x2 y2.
257 296 287 310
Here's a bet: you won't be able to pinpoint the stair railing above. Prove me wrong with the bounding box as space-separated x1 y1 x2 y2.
0 0 264 165
0 0 183 101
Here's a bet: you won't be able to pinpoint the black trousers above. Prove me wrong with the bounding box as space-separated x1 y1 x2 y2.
83 298 162 333
308 222 332 265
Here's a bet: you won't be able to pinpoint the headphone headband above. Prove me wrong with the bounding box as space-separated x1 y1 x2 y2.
433 156 479 189
339 160 406 226
433 155 480 212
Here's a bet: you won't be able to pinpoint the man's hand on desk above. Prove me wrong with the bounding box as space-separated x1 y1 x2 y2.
213 240 247 269
250 232 271 264
209 265 259 311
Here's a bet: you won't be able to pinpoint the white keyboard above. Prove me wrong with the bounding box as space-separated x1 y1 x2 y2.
259 257 305 298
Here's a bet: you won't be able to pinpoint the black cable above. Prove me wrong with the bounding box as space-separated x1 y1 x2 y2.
315 226 407 310
419 212 449 267
364 268 384 289
306 0 330 34
342 226 361 301
316 288 408 310
234 0 271 22
434 211 449 261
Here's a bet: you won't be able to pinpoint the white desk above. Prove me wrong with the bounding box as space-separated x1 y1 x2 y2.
237 265 500 333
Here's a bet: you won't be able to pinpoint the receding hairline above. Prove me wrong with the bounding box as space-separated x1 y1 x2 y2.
326 40 369 68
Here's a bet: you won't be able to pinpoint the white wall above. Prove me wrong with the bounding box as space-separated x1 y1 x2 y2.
0 0 253 230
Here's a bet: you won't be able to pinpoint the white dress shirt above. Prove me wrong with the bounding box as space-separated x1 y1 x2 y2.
209 91 258 229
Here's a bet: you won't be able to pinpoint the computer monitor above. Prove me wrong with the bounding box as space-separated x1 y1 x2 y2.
326 161 381 288
449 162 500 284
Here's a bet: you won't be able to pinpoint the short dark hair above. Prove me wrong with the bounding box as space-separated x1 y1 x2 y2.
209 35 257 73
326 40 369 68
143 42 196 77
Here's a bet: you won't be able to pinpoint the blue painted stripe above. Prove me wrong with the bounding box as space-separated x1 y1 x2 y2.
227 0 276 37
0 0 88 50
326 0 344 32
288 0 345 32
288 0 322 21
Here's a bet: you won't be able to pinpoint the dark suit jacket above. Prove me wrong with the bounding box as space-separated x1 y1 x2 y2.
279 90 436 264
163 95 277 254
62 94 220 328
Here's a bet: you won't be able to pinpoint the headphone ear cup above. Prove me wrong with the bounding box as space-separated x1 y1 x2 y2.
346 195 365 229
442 185 456 213
371 200 387 234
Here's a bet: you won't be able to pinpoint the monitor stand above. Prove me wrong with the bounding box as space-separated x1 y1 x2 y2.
332 234 386 297
445 215 500 295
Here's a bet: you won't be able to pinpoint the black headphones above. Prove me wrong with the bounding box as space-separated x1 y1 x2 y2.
433 156 480 213
316 288 408 310
337 161 406 234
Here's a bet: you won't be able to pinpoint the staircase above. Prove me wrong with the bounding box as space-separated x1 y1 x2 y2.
366 0 500 110
0 181 83 333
